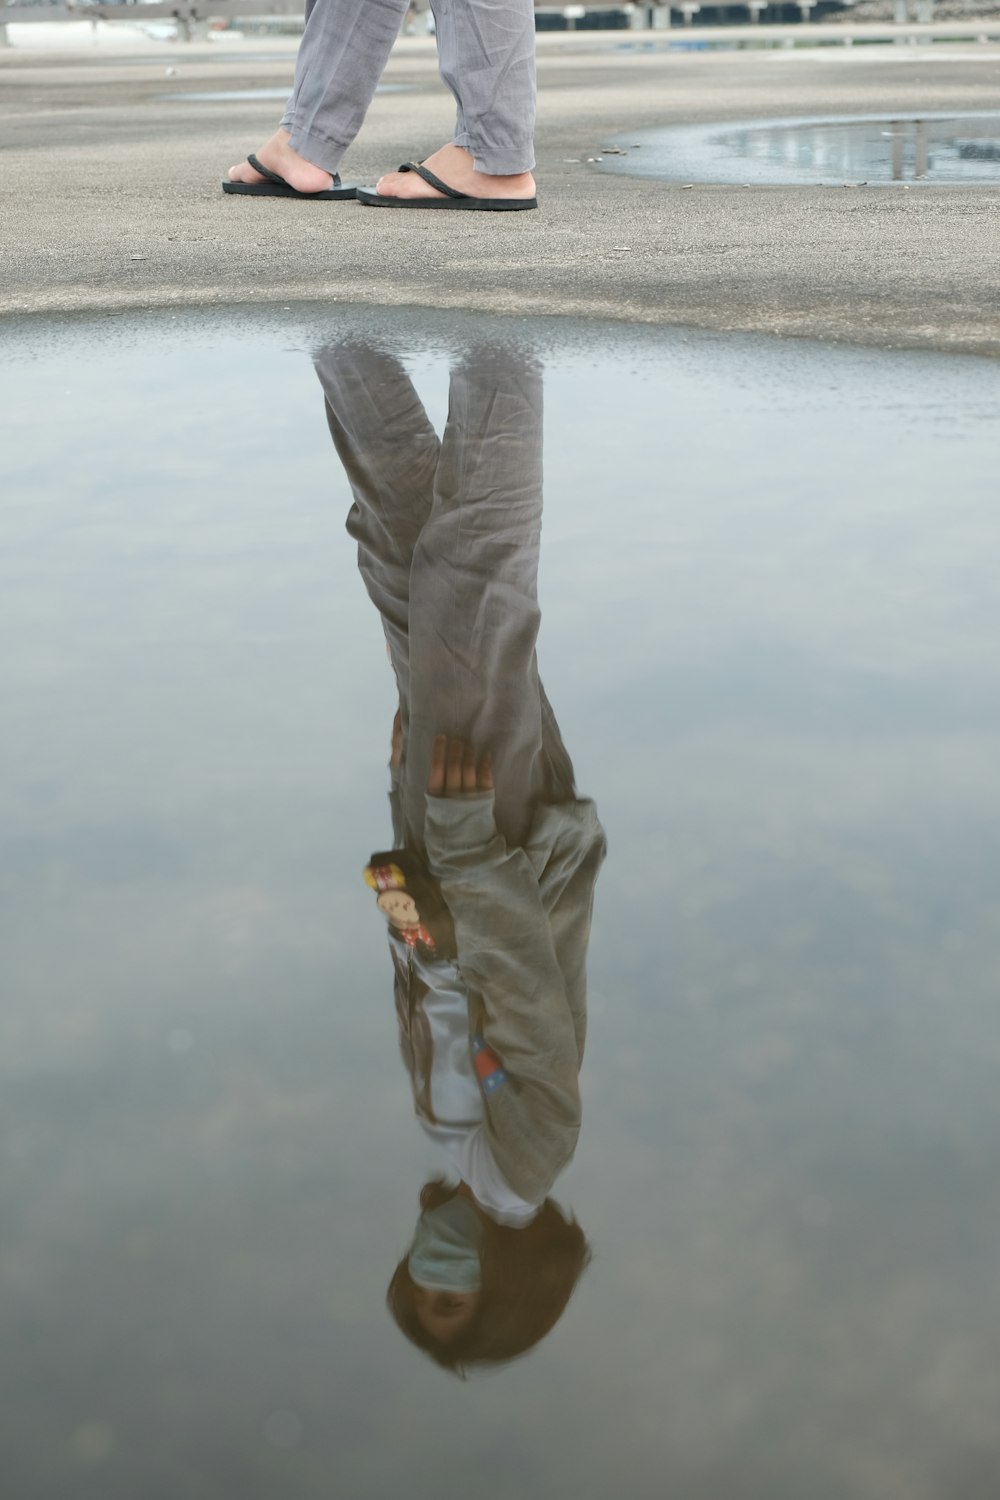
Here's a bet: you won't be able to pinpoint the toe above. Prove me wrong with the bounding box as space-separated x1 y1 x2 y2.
374 170 444 201
228 161 264 185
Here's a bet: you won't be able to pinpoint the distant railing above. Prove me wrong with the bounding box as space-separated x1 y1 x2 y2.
5 0 998 40
1 0 860 29
0 0 306 41
2 0 305 20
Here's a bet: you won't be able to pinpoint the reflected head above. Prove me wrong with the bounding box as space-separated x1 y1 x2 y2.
387 1178 591 1376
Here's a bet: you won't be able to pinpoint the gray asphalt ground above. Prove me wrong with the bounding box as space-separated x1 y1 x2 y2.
2 31 999 351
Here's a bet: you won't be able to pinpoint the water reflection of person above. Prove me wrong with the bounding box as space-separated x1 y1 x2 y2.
316 343 606 1372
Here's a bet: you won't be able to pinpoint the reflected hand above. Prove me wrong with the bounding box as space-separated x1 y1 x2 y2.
428 736 494 797
390 709 403 769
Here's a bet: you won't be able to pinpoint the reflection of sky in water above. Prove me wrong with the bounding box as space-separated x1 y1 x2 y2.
601 112 1000 184
2 308 1000 1498
723 116 1000 181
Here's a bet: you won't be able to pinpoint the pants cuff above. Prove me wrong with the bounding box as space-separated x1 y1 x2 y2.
285 123 349 177
452 133 535 176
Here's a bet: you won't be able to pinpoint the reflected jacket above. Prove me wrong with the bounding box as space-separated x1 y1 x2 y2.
390 787 606 1207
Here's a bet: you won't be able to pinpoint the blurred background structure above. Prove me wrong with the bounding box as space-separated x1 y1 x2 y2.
6 0 1000 45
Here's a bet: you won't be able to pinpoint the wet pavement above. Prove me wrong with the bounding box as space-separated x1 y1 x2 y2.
4 304 1000 1499
3 36 1000 353
160 84 410 102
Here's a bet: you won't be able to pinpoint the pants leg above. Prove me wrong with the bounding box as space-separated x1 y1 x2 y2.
317 342 574 856
429 0 536 174
279 0 409 175
404 349 558 848
315 346 439 707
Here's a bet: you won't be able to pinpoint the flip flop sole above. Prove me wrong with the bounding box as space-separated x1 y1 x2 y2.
222 180 358 200
355 187 537 212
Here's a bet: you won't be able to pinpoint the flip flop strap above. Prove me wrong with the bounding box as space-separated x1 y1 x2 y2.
247 153 287 186
398 162 469 201
247 153 340 188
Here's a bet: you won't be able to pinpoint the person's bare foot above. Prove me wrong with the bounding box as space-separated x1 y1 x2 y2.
374 144 535 202
227 129 334 193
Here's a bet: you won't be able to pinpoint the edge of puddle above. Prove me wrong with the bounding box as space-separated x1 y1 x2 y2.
2 291 1000 364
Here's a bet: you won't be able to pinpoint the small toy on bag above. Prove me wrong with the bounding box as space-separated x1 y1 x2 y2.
363 850 457 959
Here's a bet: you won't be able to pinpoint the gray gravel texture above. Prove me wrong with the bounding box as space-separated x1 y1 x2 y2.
2 34 999 352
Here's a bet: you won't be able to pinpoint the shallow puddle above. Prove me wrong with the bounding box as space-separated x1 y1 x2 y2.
3 306 1000 1499
600 110 1000 184
162 83 409 102
94 52 301 66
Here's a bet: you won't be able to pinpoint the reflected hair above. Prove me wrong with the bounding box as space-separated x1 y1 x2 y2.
386 1178 591 1377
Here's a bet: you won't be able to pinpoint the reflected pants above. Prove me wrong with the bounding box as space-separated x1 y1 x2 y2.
315 343 575 853
279 0 536 176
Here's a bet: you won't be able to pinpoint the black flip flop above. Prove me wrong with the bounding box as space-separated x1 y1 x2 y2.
222 154 357 200
356 162 537 212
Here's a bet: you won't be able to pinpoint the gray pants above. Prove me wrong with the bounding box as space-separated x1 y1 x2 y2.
279 0 536 177
315 343 576 853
